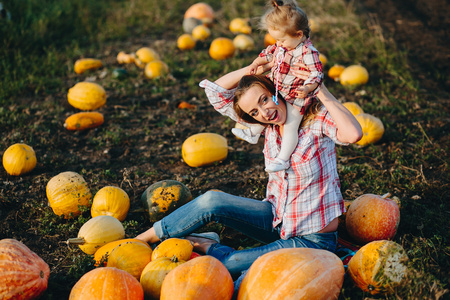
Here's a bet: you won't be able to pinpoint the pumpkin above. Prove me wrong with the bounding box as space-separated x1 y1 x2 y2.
354 113 384 146
141 179 192 222
337 199 353 236
233 34 255 51
328 64 345 81
229 18 251 34
2 143 37 176
117 51 135 64
183 17 203 34
93 238 150 267
74 58 102 74
144 60 169 79
67 215 125 254
112 68 128 79
135 47 160 67
182 132 228 167
184 2 214 25
64 112 104 131
46 171 92 218
340 65 369 86
346 193 400 245
151 238 193 261
69 267 144 300
192 24 211 41
160 255 234 300
0 239 50 300
264 33 276 47
67 82 107 111
319 53 328 66
348 240 408 295
178 101 196 109
237 248 344 300
209 37 235 60
177 34 196 50
309 18 318 32
91 186 130 221
140 256 186 300
342 102 364 116
107 241 153 280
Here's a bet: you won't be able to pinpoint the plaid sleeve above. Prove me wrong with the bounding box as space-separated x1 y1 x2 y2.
259 44 277 62
310 105 348 145
302 41 324 95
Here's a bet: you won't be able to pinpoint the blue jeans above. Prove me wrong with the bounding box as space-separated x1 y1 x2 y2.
153 190 337 279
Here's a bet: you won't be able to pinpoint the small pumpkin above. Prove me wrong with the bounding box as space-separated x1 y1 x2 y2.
0 239 50 300
69 267 144 300
177 34 196 50
178 101 196 109
209 37 235 60
93 238 150 267
151 238 194 261
264 33 276 47
342 102 364 116
144 60 169 79
233 34 255 51
328 64 345 81
46 171 92 218
107 241 153 280
354 113 384 146
64 112 104 131
346 193 400 245
135 47 159 68
182 132 228 167
141 180 192 222
191 24 211 41
117 51 135 64
67 215 125 254
140 256 186 300
91 186 130 221
74 58 102 74
340 65 369 86
184 2 214 25
67 82 107 111
319 53 328 66
348 240 408 295
237 248 345 300
2 143 37 176
160 255 234 300
229 18 251 34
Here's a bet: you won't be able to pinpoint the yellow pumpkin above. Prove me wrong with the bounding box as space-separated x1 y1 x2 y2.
191 24 211 41
309 18 318 32
135 47 159 64
107 241 153 280
140 256 186 300
348 240 408 295
74 58 102 74
151 238 193 261
117 51 135 64
209 38 235 60
233 34 255 51
91 186 130 221
93 238 150 267
319 53 328 66
184 2 214 25
229 18 251 34
2 143 37 176
177 34 196 50
328 64 345 81
67 82 106 111
340 65 369 86
342 102 364 116
67 215 125 255
64 112 104 131
264 33 276 47
354 113 384 146
183 17 203 34
46 171 92 218
144 60 169 79
182 133 228 167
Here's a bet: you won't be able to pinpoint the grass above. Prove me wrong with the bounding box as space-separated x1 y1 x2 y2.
0 0 449 298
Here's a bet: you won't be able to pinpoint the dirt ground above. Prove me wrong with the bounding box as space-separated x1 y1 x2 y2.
0 0 449 297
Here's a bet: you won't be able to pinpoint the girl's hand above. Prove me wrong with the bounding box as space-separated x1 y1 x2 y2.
247 63 259 75
291 62 310 81
296 86 309 98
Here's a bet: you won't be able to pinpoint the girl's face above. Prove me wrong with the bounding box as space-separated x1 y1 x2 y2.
238 85 287 126
268 28 302 50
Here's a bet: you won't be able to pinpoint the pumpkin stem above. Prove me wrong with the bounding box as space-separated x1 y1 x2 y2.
381 193 391 199
66 237 86 245
171 255 179 263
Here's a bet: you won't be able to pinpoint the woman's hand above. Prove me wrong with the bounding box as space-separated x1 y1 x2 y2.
291 62 310 81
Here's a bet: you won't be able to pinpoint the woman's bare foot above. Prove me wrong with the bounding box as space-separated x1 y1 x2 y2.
185 232 219 254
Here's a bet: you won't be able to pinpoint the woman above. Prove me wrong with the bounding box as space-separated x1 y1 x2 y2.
136 64 362 286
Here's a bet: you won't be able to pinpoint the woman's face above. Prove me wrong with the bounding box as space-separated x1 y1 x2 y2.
238 85 287 126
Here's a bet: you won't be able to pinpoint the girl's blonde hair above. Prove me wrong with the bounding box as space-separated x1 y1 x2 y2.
260 0 310 38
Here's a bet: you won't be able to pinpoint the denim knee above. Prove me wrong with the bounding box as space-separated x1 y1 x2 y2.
194 191 224 211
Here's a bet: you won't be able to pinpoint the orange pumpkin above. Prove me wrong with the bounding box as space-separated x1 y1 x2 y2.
64 112 104 131
0 239 50 300
264 33 276 47
237 248 344 299
93 238 150 267
107 241 153 280
74 58 102 74
91 186 130 221
69 267 144 299
160 255 234 300
2 143 37 176
184 2 214 25
209 38 235 60
346 193 400 245
348 240 408 295
151 238 193 261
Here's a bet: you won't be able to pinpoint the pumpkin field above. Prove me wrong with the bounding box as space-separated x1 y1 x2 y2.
0 0 449 299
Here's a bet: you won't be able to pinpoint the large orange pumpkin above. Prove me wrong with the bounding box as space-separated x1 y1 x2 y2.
237 248 345 300
346 193 400 245
107 241 153 280
160 255 234 300
348 240 408 295
69 267 144 299
93 238 150 267
0 239 50 300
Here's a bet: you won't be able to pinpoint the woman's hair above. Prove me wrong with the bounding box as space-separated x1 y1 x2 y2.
260 0 310 38
233 74 323 126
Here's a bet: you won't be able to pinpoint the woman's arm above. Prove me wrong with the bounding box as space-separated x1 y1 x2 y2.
215 65 271 89
316 85 363 144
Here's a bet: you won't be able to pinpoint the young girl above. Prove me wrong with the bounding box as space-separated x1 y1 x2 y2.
232 0 324 173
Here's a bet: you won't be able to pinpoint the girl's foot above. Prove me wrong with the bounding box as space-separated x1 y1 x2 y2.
185 232 220 254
